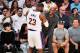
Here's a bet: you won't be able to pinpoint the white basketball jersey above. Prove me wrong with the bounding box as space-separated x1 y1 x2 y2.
27 10 42 31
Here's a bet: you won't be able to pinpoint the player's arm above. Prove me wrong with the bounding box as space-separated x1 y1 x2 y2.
39 14 49 27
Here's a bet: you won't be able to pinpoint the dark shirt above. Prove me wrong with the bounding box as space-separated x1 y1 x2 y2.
59 14 71 29
46 13 59 32
19 32 27 39
42 12 58 42
1 31 15 44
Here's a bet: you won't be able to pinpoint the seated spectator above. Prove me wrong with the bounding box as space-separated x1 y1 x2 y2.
2 9 13 24
12 7 27 33
19 23 28 53
52 21 69 53
70 0 80 13
10 1 19 15
1 22 15 52
0 7 12 33
68 18 80 53
70 8 80 25
11 8 27 49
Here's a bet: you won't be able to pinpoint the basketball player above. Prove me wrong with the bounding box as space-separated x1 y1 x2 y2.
27 3 49 53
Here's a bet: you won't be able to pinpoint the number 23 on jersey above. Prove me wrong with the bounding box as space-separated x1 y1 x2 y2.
29 18 36 26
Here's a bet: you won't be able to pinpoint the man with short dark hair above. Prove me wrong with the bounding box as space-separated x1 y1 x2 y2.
12 7 27 33
57 6 71 29
68 18 80 53
0 7 10 32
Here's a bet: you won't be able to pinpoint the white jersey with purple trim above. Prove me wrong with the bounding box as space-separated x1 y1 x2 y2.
27 10 42 31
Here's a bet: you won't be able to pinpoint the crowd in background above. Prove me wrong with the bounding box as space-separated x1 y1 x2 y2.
0 0 80 53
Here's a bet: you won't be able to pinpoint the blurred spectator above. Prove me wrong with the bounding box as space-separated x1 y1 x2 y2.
53 0 63 7
42 0 58 13
62 0 70 11
68 18 80 53
1 22 15 53
9 0 17 8
12 7 27 33
10 1 19 15
18 0 25 8
9 0 25 8
19 23 27 43
70 8 80 25
0 0 7 15
33 0 40 3
43 7 59 53
19 23 28 53
0 7 12 32
70 0 80 13
57 6 71 29
52 21 69 53
31 0 37 10
23 0 32 16
1 11 13 24
3 0 8 6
